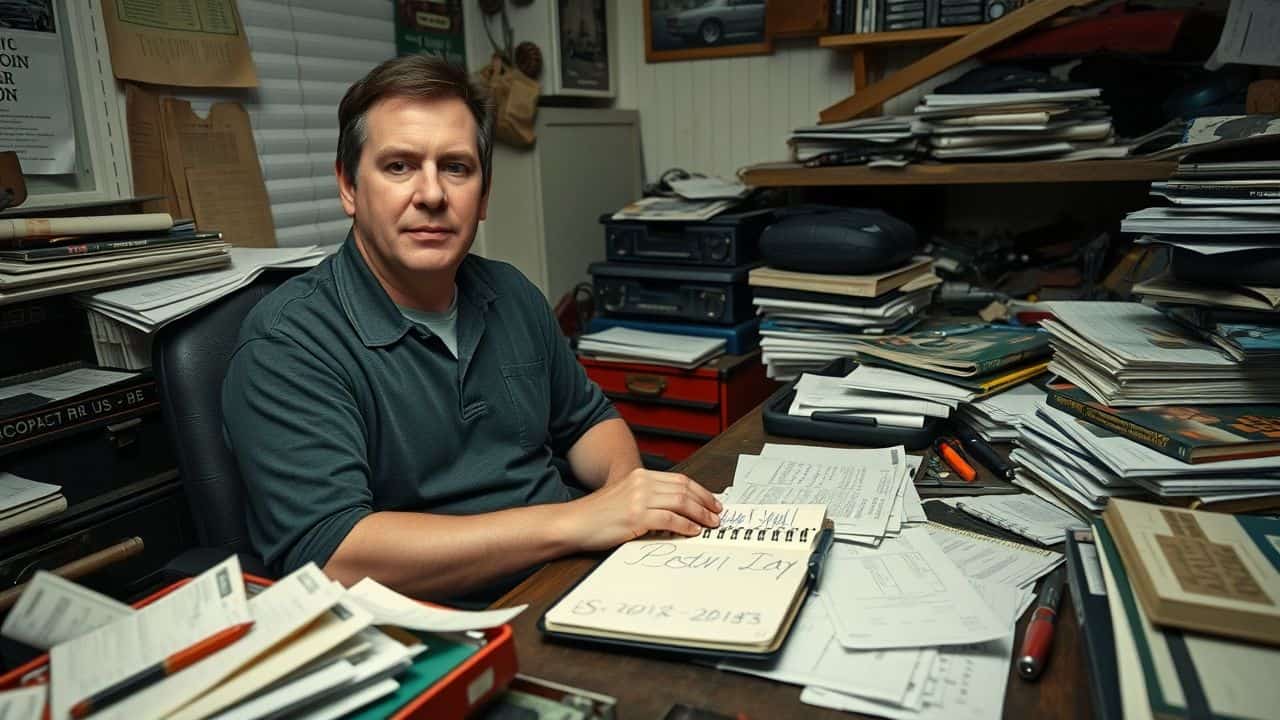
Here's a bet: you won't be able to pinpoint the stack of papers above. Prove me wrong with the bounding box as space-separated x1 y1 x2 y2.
952 494 1085 546
751 258 939 380
0 556 524 720
955 382 1047 442
611 197 736 222
0 472 65 538
0 224 232 307
76 246 329 370
912 88 1120 162
786 116 922 168
576 327 726 369
713 444 1064 720
1041 301 1280 406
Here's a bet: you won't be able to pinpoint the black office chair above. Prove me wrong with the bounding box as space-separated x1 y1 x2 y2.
153 270 304 578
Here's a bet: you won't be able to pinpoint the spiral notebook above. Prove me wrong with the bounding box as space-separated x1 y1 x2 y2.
540 504 832 659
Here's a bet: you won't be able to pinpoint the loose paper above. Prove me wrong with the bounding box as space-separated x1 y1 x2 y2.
100 0 258 87
1 571 133 649
0 8 74 174
345 578 525 632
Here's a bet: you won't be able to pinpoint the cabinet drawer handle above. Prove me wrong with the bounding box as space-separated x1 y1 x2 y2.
0 537 145 612
624 374 667 398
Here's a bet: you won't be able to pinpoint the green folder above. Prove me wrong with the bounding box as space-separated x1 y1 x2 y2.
346 631 479 720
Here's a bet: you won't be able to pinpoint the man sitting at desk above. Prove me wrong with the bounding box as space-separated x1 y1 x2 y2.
221 55 721 604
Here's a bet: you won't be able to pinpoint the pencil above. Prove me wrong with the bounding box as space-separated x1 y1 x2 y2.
69 621 254 719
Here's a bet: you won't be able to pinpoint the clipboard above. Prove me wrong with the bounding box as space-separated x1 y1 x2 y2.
0 573 518 719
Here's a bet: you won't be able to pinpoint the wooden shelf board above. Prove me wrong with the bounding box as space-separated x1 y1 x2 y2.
819 26 979 49
740 159 1177 187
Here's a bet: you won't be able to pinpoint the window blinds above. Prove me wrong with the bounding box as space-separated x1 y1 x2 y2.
176 0 395 247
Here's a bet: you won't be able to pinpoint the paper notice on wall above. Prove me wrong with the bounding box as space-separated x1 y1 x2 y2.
101 0 258 87
1207 0 1280 70
0 6 75 175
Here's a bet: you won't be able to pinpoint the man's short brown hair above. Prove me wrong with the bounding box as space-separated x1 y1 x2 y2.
336 55 494 194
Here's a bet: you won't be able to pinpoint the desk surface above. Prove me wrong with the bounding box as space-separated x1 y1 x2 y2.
494 406 1092 719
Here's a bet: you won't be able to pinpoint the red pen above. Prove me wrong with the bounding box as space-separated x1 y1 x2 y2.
1018 566 1066 680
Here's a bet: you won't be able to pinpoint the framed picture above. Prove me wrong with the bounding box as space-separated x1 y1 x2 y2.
645 0 773 63
548 0 614 98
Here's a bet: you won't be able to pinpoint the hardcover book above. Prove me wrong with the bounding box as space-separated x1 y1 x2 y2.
844 325 1050 378
1046 384 1280 463
1102 498 1280 647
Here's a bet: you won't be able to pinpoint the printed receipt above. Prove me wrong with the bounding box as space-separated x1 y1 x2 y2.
1 571 134 650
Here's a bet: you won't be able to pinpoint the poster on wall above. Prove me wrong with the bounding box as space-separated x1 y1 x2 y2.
395 0 466 66
0 1 75 175
556 0 609 94
100 0 258 88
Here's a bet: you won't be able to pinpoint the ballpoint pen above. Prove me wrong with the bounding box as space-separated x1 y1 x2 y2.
955 427 1016 480
70 621 254 718
1018 566 1067 681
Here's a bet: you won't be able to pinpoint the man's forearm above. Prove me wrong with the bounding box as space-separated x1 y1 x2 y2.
323 503 578 600
566 417 644 489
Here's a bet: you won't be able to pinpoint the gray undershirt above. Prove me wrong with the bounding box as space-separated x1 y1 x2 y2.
398 287 459 358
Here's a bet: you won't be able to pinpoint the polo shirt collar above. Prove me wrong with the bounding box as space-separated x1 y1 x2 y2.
333 231 499 348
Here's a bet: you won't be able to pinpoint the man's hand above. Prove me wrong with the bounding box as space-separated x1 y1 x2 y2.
558 469 723 552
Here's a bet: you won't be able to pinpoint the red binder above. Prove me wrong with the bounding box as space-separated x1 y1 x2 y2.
0 573 518 719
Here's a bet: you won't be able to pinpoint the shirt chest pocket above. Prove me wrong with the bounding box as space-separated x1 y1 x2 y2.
500 359 550 451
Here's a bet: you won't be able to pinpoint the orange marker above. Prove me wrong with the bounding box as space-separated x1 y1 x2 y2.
935 437 977 483
70 621 253 719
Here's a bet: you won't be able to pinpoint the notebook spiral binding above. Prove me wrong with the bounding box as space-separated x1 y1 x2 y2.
701 526 814 543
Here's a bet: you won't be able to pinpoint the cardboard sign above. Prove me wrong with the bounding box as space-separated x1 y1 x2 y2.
100 0 258 88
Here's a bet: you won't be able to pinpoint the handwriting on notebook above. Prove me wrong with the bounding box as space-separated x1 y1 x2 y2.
563 598 765 627
719 504 810 529
624 543 800 580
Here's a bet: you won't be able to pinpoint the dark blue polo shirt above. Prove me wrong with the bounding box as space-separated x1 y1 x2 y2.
221 236 617 589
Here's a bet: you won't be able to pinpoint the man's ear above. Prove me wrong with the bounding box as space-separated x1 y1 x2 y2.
336 162 356 218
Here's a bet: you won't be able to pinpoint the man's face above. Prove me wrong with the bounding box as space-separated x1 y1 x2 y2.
338 95 488 303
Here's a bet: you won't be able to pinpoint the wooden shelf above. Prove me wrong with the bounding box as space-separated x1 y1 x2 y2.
740 158 1177 187
819 26 980 49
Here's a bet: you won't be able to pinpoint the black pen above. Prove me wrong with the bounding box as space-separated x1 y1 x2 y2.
955 428 1015 480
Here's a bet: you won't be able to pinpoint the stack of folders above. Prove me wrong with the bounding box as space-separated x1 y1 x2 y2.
1039 301 1280 406
75 246 329 370
575 327 726 370
786 116 922 168
1083 500 1280 720
1126 126 1280 362
911 82 1121 162
710 443 1064 718
954 381 1047 442
0 472 65 539
0 555 523 720
785 324 1051 425
0 214 233 306
750 257 939 380
1011 393 1280 516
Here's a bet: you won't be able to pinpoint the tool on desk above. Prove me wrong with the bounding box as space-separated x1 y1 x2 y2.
1018 565 1066 681
934 436 977 482
69 621 254 719
954 428 1016 480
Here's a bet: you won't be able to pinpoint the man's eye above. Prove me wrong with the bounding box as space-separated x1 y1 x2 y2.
387 161 409 173
444 162 470 175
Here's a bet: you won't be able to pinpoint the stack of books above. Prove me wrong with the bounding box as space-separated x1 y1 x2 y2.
1085 501 1280 720
0 214 231 306
1039 301 1280 406
1128 138 1280 361
786 116 921 168
912 86 1120 162
750 257 939 380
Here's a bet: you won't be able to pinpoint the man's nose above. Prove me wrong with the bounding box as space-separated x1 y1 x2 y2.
412 166 446 209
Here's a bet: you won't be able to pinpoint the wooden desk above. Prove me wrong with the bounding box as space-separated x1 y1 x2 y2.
494 406 1091 718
